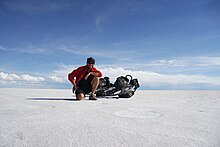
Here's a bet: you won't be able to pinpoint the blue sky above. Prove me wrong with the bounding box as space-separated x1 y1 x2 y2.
0 0 220 89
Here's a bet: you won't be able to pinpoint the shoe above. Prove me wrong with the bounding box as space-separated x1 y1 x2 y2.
89 93 97 100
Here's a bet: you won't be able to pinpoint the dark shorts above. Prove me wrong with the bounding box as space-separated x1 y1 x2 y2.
75 75 94 96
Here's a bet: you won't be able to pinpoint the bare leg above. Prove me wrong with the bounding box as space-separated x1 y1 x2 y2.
76 93 85 100
91 77 100 94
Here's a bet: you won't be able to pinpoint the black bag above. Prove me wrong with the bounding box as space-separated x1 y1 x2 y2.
96 75 140 98
114 76 129 90
98 77 113 88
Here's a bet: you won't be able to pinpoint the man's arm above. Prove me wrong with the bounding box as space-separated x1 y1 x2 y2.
84 68 102 80
90 72 100 77
68 69 78 85
68 71 79 90
92 67 102 77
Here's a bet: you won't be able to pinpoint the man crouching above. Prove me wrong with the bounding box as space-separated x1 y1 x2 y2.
68 57 102 100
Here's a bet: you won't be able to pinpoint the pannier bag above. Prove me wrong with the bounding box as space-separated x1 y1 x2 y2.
96 75 140 98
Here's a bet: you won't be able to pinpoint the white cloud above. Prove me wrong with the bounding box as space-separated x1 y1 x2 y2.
1 63 220 89
49 65 220 88
47 64 74 83
0 72 45 83
148 56 220 67
20 46 49 54
0 44 50 54
49 76 66 83
193 57 220 66
98 67 220 86
20 74 45 82
149 59 186 67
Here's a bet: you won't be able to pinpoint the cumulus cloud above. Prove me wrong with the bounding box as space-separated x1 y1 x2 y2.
1 64 220 89
49 76 65 83
47 64 74 83
98 67 220 86
49 65 220 89
20 74 45 82
0 72 45 83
